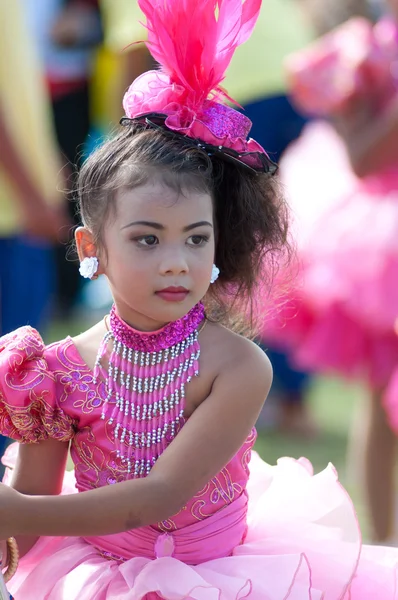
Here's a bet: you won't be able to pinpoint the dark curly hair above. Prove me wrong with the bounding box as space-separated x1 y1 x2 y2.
77 123 290 333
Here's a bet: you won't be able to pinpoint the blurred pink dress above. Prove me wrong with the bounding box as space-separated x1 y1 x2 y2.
263 18 398 425
2 327 398 598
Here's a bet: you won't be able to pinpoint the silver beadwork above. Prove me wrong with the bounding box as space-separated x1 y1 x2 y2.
95 325 202 476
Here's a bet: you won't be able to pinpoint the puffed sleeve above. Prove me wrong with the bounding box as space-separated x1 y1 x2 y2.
0 327 76 443
285 17 390 117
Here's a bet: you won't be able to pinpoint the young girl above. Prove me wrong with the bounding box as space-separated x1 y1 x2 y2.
2 0 398 598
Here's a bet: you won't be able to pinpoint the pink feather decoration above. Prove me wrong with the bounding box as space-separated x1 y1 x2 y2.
137 0 262 108
122 0 272 173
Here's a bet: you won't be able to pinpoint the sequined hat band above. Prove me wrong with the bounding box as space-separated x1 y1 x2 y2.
120 113 278 175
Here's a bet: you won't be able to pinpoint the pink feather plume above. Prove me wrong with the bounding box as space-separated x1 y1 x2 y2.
137 0 262 108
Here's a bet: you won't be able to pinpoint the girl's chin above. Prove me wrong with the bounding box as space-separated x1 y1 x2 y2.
116 296 202 329
152 298 200 319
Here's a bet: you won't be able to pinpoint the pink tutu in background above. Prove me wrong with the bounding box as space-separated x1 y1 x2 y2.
264 121 398 389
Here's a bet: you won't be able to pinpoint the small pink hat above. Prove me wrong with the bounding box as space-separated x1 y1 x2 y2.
121 0 277 174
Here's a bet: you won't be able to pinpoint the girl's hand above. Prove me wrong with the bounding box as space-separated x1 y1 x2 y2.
22 202 72 243
0 485 22 540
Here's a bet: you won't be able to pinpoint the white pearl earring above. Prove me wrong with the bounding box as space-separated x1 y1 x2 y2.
210 264 220 284
79 256 99 279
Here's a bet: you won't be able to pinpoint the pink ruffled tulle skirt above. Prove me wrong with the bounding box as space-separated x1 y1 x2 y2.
4 443 398 599
263 121 398 391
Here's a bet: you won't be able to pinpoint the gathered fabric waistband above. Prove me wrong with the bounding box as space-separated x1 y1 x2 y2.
83 492 248 565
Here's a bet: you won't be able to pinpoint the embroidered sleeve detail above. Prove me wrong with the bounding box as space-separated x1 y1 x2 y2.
0 327 76 443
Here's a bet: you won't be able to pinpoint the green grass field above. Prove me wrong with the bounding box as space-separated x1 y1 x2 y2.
47 316 369 538
257 376 359 482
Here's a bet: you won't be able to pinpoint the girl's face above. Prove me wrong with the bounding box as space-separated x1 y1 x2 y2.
97 179 215 330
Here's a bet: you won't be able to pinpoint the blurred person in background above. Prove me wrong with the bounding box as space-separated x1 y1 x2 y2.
263 0 398 543
223 0 316 436
23 0 103 319
98 0 153 122
0 0 66 464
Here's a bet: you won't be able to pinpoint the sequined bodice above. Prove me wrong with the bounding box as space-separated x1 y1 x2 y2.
70 338 255 530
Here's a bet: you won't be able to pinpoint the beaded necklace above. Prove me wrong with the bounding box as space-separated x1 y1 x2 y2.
94 303 205 475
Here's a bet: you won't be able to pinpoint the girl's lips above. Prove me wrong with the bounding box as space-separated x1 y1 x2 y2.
155 290 189 302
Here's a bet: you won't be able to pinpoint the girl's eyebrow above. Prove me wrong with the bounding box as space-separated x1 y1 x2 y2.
121 220 213 231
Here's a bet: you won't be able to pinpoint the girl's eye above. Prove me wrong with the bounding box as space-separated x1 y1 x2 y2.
187 235 209 247
135 235 159 247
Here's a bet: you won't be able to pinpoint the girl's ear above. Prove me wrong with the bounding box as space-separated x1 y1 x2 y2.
75 227 105 275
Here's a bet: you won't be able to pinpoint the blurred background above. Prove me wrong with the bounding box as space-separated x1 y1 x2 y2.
1 0 398 544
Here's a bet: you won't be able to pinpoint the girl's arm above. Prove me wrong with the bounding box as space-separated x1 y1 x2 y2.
0 109 66 241
334 95 398 178
0 109 44 212
6 439 69 557
5 338 272 538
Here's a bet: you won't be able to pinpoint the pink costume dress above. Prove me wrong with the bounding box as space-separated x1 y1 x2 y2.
262 17 398 426
2 327 398 599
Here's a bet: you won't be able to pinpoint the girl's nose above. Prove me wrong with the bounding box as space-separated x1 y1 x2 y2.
159 248 189 275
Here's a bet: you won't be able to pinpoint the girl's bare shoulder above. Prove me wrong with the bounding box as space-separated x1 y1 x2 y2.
200 321 272 383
